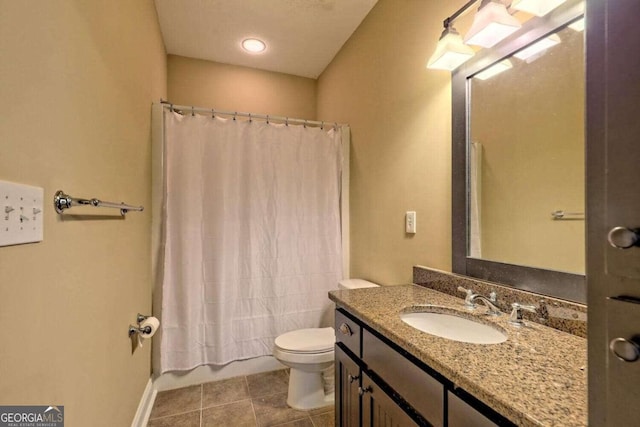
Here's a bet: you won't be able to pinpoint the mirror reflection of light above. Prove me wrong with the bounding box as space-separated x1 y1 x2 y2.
512 0 567 17
514 34 561 61
474 59 513 80
569 17 585 31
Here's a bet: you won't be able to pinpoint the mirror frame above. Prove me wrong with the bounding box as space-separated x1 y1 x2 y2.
452 0 586 303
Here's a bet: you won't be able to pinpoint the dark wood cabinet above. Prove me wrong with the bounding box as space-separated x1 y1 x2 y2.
335 343 420 427
447 392 498 427
334 308 515 427
361 372 420 427
336 344 362 427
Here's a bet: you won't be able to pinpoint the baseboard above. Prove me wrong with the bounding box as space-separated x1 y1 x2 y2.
131 377 156 427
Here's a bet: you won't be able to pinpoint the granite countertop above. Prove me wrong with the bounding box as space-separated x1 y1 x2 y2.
329 284 587 427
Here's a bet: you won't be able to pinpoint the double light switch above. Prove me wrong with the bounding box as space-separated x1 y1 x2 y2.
0 180 44 247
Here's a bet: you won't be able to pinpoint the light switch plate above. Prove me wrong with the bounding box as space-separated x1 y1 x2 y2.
0 180 44 246
406 211 416 234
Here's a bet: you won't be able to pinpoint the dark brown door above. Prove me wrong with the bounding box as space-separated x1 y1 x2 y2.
335 345 362 427
587 1 640 425
360 372 419 427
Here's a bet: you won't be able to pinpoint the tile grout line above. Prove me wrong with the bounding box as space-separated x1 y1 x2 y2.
147 408 202 422
245 375 259 427
269 415 314 427
152 369 332 426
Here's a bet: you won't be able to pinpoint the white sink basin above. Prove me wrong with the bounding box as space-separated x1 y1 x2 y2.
400 310 507 344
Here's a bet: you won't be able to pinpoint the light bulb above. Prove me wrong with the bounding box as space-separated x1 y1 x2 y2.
242 38 266 53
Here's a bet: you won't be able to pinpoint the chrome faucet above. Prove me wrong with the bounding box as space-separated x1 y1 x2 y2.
509 302 538 326
457 287 501 316
457 286 475 308
469 294 501 316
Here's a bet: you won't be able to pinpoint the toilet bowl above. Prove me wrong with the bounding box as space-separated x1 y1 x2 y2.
273 279 379 410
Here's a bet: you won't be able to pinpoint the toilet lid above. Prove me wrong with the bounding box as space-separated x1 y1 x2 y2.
275 327 335 353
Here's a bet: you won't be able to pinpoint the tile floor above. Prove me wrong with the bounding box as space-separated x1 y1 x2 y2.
147 369 335 427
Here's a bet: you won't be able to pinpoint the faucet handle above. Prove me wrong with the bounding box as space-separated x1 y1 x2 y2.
509 302 537 326
457 286 476 308
457 286 471 294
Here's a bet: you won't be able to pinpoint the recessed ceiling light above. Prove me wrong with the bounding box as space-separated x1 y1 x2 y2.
242 38 266 54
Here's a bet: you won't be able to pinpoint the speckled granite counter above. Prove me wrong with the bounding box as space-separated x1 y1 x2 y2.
329 285 587 427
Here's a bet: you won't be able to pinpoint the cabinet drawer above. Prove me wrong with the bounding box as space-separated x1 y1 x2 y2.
363 329 444 427
335 309 362 357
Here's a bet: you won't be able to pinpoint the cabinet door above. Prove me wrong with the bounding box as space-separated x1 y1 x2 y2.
363 330 444 426
336 344 361 427
586 1 640 425
448 392 498 427
361 372 419 427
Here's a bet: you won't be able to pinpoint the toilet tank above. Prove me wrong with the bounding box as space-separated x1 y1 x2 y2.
323 279 379 329
338 279 379 290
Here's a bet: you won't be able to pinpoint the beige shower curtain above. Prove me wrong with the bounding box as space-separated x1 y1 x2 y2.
158 111 344 373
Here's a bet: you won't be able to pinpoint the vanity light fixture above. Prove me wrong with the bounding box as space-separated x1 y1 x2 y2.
512 0 567 17
513 33 561 60
568 17 585 31
464 0 522 48
426 0 480 72
427 26 476 70
242 38 266 54
474 59 513 80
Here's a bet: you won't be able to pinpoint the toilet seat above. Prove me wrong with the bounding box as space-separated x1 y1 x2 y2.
274 327 335 354
272 279 378 410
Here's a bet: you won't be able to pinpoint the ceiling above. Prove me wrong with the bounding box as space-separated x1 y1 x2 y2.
154 0 379 79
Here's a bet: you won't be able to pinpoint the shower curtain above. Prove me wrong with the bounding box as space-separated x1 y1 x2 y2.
159 111 344 373
469 141 482 258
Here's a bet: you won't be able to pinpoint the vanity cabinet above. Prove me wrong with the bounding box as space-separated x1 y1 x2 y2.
335 344 361 427
361 371 420 427
447 392 498 427
335 308 512 427
335 344 420 427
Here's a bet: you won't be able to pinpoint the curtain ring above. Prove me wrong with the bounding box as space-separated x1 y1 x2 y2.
266 115 270 124
321 121 324 130
191 106 195 117
170 103 174 113
233 112 237 121
249 113 252 123
304 120 307 128
334 122 338 131
212 109 215 119
286 117 289 127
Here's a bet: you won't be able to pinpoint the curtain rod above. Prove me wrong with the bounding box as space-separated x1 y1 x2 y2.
158 101 348 129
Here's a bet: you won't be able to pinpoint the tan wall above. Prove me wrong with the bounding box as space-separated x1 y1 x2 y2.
0 1 166 426
317 0 453 285
168 55 317 120
470 27 585 274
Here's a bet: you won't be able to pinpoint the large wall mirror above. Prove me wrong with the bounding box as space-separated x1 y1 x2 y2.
452 0 586 303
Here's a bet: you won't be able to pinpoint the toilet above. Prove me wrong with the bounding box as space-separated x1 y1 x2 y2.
273 278 379 410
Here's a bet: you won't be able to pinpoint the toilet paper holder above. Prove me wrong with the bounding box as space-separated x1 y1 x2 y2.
128 313 152 337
